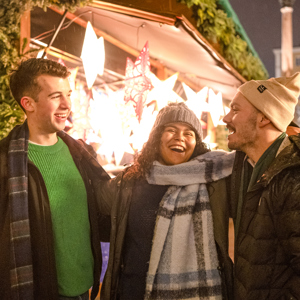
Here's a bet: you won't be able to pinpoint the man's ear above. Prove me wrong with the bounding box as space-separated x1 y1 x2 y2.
20 96 35 112
258 113 271 128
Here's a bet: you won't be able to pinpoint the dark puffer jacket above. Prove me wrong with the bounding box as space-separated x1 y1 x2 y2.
230 135 300 300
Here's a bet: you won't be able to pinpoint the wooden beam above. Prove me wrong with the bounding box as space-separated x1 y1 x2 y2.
89 0 176 26
90 1 176 25
156 66 167 80
20 10 31 54
49 6 165 70
48 6 210 92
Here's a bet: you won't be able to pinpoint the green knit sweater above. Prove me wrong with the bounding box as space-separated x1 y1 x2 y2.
28 137 94 296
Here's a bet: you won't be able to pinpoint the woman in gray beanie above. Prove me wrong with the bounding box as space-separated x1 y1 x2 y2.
96 102 235 300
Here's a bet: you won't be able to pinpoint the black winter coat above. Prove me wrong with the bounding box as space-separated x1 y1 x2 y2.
96 171 233 300
0 124 110 300
230 135 300 300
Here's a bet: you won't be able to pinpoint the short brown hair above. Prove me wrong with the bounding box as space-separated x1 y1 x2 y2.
9 58 70 111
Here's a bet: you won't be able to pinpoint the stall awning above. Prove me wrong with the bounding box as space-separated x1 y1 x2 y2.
31 1 246 100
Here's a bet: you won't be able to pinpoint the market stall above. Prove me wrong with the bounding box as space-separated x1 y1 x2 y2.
27 0 252 170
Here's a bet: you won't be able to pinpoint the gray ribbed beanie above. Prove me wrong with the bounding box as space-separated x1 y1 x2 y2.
150 102 202 139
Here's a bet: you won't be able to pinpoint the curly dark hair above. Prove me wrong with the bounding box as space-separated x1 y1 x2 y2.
9 58 70 112
125 124 211 180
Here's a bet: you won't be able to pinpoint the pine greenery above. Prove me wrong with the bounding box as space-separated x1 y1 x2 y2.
178 0 268 80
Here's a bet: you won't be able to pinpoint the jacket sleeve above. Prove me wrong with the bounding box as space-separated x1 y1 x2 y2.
274 168 300 275
94 174 121 216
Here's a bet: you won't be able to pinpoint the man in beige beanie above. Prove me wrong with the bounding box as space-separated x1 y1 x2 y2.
223 72 300 300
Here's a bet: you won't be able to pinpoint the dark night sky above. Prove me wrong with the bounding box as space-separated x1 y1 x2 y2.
229 0 300 78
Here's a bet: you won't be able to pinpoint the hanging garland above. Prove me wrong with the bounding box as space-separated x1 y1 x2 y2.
177 0 269 81
0 0 92 140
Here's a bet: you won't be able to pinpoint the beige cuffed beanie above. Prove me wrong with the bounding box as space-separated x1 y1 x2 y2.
238 72 300 132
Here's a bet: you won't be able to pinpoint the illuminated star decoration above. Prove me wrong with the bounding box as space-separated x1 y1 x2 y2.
147 73 182 111
182 83 210 119
124 41 153 122
208 89 224 127
81 21 105 89
91 88 133 166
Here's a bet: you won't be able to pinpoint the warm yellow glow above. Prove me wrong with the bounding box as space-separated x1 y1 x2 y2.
203 135 211 143
91 88 133 165
68 67 78 91
208 89 224 127
147 73 183 110
81 21 105 88
129 105 158 151
37 50 46 59
98 37 105 76
68 83 91 139
183 83 209 119
68 67 226 166
203 135 218 149
219 106 230 125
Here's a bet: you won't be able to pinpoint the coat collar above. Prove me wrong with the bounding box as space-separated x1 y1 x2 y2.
258 135 300 186
58 130 110 181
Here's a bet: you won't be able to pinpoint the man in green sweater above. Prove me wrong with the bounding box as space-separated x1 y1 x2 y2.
0 58 110 300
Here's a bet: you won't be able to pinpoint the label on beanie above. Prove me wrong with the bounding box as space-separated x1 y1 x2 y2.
257 85 267 93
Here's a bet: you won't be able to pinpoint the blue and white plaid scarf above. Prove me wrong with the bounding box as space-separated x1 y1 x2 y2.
8 121 34 299
145 150 235 300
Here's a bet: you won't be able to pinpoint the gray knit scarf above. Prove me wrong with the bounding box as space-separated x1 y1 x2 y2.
8 121 34 299
145 150 235 300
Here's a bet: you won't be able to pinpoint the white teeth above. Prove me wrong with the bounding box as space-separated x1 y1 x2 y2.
170 146 184 152
55 114 67 118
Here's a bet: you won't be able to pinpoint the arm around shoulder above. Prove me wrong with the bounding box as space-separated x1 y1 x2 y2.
94 173 122 216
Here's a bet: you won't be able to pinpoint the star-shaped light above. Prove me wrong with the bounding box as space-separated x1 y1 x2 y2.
208 89 224 127
81 21 105 89
146 72 183 110
183 83 210 119
219 106 230 125
128 104 158 151
124 41 153 122
91 88 133 166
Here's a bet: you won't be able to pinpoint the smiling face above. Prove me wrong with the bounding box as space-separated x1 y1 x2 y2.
25 74 72 143
158 122 197 165
223 92 259 153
